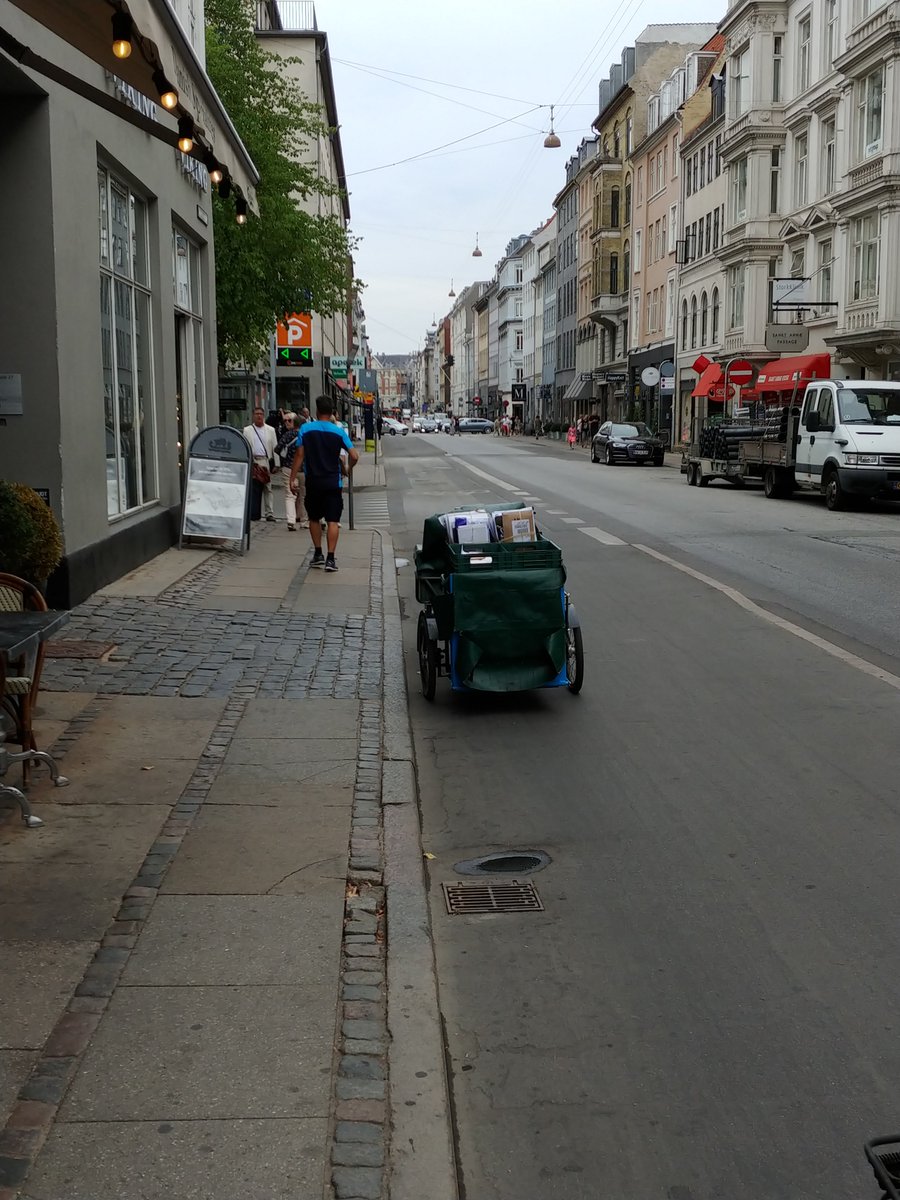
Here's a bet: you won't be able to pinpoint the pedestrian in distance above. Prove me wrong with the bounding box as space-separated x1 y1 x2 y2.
567 423 577 450
534 416 543 440
243 406 278 522
289 395 359 572
276 412 307 531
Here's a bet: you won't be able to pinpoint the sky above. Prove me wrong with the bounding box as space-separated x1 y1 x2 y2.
313 0 725 356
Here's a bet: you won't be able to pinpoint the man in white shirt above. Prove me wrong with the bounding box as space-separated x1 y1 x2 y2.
243 407 278 522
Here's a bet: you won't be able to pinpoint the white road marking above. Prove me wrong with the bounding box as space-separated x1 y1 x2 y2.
635 543 900 694
560 517 585 524
579 526 626 545
454 460 527 494
546 510 567 515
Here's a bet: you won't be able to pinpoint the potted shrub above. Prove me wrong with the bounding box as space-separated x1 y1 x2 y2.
0 482 63 591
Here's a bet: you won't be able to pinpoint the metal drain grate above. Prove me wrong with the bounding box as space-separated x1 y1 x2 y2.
443 880 544 915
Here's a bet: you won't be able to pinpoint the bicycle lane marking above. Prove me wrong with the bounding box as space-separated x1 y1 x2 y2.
454 459 529 495
635 543 900 693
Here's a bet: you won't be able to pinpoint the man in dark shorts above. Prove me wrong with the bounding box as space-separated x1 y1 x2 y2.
288 396 359 571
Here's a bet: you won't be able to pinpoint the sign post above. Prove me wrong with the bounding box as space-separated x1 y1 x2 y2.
179 425 252 554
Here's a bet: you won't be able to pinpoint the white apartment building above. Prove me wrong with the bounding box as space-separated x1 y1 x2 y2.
719 0 900 385
496 236 528 420
525 217 556 427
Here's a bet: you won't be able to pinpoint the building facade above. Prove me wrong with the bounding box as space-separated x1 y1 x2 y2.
1 0 257 605
255 2 351 418
553 169 579 411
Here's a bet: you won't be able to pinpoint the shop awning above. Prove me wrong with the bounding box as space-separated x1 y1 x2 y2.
692 363 723 397
756 353 831 393
4 0 259 208
563 375 593 402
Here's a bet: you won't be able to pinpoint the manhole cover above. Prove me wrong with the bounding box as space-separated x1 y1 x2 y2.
45 641 116 660
453 850 550 876
443 880 544 915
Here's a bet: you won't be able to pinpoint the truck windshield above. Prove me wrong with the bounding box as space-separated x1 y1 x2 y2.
838 389 900 424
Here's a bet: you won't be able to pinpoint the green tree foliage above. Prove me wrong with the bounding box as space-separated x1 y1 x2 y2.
206 0 355 364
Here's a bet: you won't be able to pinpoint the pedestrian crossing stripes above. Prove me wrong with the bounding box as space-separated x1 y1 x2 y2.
350 494 390 529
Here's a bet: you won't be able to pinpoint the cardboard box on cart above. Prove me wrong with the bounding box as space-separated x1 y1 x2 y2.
494 508 537 543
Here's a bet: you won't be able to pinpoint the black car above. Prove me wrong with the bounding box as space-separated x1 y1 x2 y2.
591 421 665 466
458 417 493 434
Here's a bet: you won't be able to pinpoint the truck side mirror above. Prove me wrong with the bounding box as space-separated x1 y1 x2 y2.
806 411 821 433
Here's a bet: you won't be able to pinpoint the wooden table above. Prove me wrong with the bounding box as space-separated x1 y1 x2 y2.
0 610 70 827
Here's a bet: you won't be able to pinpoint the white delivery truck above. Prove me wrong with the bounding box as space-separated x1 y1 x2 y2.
738 379 900 510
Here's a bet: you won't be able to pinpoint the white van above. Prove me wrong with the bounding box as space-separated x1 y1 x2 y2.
797 379 900 509
739 379 900 509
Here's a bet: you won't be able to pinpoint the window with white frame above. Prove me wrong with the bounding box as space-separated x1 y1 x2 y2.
770 148 781 214
728 265 745 328
637 166 643 205
173 228 204 467
666 275 675 337
822 117 836 193
690 295 698 348
680 299 688 349
626 111 633 153
858 67 884 159
700 291 709 344
515 264 524 283
668 204 677 252
733 155 748 220
825 0 838 68
648 95 660 132
818 238 833 304
790 246 806 278
632 290 641 341
732 48 750 117
515 298 523 317
646 290 653 332
99 165 156 518
798 14 811 93
515 328 524 351
773 35 783 102
852 212 879 301
795 131 809 206
661 215 667 256
673 134 679 175
712 287 720 342
634 228 642 271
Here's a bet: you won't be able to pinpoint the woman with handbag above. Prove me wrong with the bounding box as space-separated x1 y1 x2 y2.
243 407 278 522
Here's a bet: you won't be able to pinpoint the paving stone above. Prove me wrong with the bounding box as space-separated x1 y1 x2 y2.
332 1141 384 1167
335 1078 386 1102
334 1121 383 1144
339 1056 385 1081
342 1020 385 1042
332 1165 383 1199
342 1038 387 1056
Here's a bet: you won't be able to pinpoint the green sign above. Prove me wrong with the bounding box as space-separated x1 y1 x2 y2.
330 355 348 378
279 346 313 365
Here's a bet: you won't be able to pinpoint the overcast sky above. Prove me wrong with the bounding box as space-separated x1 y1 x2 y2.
315 1 723 356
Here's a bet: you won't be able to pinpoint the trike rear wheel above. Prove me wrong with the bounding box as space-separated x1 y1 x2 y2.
417 611 437 700
566 625 584 694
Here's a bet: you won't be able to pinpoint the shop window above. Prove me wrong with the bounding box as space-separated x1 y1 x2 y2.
99 165 156 518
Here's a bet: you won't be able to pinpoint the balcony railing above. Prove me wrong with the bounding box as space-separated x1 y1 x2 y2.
846 2 898 54
843 301 880 332
255 1 317 31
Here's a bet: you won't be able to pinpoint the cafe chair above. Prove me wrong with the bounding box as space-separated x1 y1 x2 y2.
0 573 68 826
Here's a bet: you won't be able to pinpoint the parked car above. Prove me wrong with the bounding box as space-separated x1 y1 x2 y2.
458 417 494 434
591 421 665 466
383 417 408 436
420 417 438 433
412 417 424 432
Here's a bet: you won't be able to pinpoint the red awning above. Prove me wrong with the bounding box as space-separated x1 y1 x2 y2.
756 353 831 393
692 363 723 397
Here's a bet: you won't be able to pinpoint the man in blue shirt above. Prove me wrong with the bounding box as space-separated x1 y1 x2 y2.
289 395 359 571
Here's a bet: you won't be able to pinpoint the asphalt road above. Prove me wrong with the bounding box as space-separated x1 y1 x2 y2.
383 432 900 1200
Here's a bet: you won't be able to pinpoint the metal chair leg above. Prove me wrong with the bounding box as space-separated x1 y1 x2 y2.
1 783 43 827
3 748 69 787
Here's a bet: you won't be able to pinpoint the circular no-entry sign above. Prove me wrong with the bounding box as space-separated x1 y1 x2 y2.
728 359 754 385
